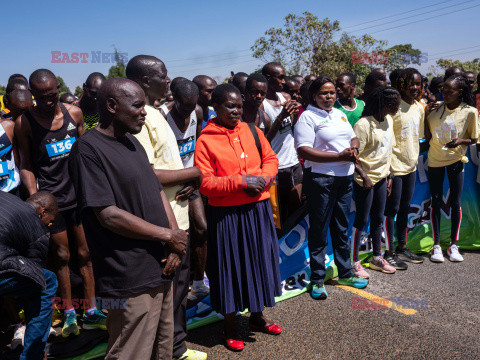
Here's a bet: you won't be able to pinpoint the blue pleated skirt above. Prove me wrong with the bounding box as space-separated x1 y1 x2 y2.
207 199 282 314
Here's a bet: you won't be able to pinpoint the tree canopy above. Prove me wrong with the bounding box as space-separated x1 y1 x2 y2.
107 49 127 79
56 76 71 95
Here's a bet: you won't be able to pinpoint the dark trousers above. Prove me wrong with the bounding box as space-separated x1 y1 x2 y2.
0 269 58 360
173 237 191 358
384 172 416 250
305 170 354 285
353 178 387 260
428 161 464 244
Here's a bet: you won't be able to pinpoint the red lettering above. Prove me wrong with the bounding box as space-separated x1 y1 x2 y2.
79 53 89 63
61 52 71 63
380 53 389 64
51 51 62 63
71 52 79 63
79 299 88 310
72 298 79 309
351 51 361 64
351 296 362 309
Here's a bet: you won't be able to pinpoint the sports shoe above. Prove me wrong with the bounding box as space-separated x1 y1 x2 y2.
337 276 368 289
187 284 210 302
83 310 107 330
62 312 80 338
49 327 56 338
311 284 328 300
396 247 424 263
430 245 444 263
173 348 208 360
447 244 464 262
11 323 25 350
352 261 370 279
369 256 396 274
384 252 408 270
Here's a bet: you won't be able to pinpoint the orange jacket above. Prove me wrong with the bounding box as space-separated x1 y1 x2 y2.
194 120 279 207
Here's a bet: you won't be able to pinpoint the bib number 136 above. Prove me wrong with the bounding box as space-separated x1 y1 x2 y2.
46 137 76 157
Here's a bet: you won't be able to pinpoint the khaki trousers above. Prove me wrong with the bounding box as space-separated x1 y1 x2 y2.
105 282 173 360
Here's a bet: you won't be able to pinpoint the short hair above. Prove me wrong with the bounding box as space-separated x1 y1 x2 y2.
308 76 334 105
97 78 142 120
246 73 268 91
125 55 165 84
172 79 199 100
262 62 283 77
8 74 28 84
338 72 356 85
29 69 57 89
300 80 313 105
170 77 189 93
6 79 29 94
365 70 387 88
26 191 58 215
389 69 403 89
362 86 400 117
59 93 76 103
8 89 33 104
285 76 298 87
398 68 422 98
211 83 241 105
192 75 215 90
444 67 463 82
85 72 106 88
429 77 444 93
232 72 248 90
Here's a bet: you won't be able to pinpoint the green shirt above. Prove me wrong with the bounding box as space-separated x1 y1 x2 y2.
334 99 365 127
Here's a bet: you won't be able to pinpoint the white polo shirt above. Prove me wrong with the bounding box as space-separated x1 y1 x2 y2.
294 105 356 176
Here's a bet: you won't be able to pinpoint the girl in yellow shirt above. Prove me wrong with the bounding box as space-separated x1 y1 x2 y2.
426 75 478 263
352 86 401 277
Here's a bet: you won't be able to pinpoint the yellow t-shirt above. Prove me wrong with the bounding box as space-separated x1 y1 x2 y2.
354 115 395 186
391 100 425 176
133 105 189 230
0 95 5 111
427 102 478 168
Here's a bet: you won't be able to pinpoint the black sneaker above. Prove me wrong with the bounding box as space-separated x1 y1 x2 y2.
396 247 424 264
384 252 408 270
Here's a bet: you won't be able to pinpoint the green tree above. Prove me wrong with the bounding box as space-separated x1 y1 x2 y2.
385 43 423 71
251 12 388 91
74 86 83 98
0 85 5 96
436 58 480 74
107 48 127 79
56 76 71 95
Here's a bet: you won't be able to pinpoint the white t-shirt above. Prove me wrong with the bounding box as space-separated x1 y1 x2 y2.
262 92 299 169
165 109 197 169
294 105 356 176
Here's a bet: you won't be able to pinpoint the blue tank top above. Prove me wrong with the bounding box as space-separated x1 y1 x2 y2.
0 121 20 193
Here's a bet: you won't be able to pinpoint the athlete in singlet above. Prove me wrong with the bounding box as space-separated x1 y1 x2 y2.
75 72 106 130
161 80 209 305
15 69 105 337
241 73 271 134
262 62 302 224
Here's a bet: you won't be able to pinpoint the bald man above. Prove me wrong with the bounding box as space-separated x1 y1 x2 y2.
75 72 106 130
15 69 105 338
127 55 206 360
69 77 188 360
1 79 29 118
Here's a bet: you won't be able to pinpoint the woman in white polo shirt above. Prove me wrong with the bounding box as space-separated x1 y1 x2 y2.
295 76 368 301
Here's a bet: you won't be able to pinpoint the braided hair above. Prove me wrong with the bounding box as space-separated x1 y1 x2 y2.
398 68 422 101
362 86 400 119
447 74 474 106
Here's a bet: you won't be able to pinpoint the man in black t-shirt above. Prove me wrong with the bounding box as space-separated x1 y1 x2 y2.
69 78 188 360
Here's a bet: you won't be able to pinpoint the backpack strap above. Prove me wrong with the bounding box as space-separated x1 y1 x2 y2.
246 122 263 169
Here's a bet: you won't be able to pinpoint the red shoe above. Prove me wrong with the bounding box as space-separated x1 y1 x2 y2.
249 322 283 335
223 336 244 351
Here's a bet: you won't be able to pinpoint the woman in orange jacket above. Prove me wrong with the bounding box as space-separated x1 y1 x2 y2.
194 84 282 352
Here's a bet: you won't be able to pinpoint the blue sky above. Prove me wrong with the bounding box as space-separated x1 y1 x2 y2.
1 0 479 91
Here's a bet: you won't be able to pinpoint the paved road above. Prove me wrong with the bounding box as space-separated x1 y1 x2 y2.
186 251 480 360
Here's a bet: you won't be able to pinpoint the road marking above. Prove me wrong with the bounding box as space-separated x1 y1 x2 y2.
335 285 417 315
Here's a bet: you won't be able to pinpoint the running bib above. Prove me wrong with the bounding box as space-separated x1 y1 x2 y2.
46 137 76 159
0 160 9 181
177 136 195 157
279 118 292 134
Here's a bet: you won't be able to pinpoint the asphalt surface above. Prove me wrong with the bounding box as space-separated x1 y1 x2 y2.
186 251 480 360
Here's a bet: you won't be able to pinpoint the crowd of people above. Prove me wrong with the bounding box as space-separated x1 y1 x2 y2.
0 56 479 360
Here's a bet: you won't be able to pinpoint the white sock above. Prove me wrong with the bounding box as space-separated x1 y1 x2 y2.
192 280 208 291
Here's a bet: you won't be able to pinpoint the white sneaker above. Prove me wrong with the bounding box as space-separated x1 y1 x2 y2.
11 323 25 350
187 283 210 302
447 244 464 262
430 245 444 263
